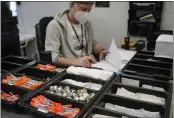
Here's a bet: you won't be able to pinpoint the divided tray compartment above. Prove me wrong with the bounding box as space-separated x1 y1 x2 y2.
1 70 9 76
1 73 50 95
19 91 86 118
96 94 165 118
84 106 124 118
19 72 116 118
42 81 98 105
134 54 173 64
56 72 116 106
2 55 36 65
1 61 22 74
88 81 168 118
30 61 66 73
107 83 168 107
130 58 173 69
119 74 172 94
1 74 31 112
15 67 59 81
122 63 172 80
138 50 155 56
1 81 29 108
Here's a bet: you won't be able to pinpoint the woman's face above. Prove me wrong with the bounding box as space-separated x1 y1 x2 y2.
73 3 93 13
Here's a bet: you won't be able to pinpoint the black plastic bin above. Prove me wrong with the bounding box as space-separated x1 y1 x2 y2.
96 94 165 118
107 83 167 106
2 55 35 65
1 73 49 91
1 61 21 72
20 92 85 118
134 54 173 64
123 64 172 80
1 70 9 76
138 50 155 56
84 106 124 118
1 75 30 113
19 72 116 118
30 61 66 73
130 58 172 69
15 67 59 81
119 74 172 94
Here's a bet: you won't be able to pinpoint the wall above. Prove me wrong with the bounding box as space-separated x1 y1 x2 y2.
17 2 128 49
160 2 173 31
17 2 173 50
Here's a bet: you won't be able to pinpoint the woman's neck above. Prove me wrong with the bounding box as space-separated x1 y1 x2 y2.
67 10 79 24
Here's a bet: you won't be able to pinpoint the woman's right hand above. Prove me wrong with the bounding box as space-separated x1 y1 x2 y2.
74 56 97 67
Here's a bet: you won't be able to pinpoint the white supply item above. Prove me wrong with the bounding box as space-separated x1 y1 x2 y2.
116 87 165 105
121 78 140 87
142 84 165 92
155 34 173 59
66 66 113 81
61 79 102 90
105 103 161 118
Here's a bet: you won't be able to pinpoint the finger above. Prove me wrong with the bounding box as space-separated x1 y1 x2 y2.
82 60 90 67
103 50 110 54
99 53 103 61
84 59 91 67
88 57 97 64
90 55 97 63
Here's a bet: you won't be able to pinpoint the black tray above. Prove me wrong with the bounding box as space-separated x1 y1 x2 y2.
1 73 50 91
1 74 31 113
1 70 9 76
1 61 22 72
130 58 172 69
88 81 167 118
15 67 59 81
108 83 167 106
43 82 97 104
134 54 173 64
138 50 155 56
19 92 86 118
119 74 172 94
19 72 116 118
29 61 66 73
2 55 35 65
123 63 172 80
84 106 125 118
97 94 165 118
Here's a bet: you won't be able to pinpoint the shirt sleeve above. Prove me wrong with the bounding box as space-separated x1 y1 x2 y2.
87 21 99 53
45 21 63 63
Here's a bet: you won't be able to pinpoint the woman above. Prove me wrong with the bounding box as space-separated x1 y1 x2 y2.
45 1 109 67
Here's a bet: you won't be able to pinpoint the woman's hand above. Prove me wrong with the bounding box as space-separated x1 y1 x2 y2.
99 50 110 61
73 56 97 67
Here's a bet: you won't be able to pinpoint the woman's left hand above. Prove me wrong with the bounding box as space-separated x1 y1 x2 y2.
99 50 110 61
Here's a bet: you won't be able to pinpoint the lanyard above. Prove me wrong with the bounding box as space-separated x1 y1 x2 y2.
67 14 84 50
71 24 84 50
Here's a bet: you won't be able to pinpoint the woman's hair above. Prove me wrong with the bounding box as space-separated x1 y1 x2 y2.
74 1 95 4
70 1 95 8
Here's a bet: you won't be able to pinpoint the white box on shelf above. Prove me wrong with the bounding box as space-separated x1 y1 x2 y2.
155 34 173 59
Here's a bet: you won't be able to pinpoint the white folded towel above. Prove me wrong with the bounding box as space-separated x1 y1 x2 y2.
92 114 119 118
105 103 161 118
142 84 166 92
121 78 140 87
66 66 113 81
116 87 165 105
61 79 102 90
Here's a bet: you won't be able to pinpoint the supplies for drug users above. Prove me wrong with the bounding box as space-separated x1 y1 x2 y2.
116 87 165 105
61 79 102 91
105 103 161 118
66 66 113 81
